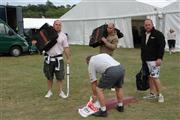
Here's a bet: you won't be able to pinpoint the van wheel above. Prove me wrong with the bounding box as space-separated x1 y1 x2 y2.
10 46 22 57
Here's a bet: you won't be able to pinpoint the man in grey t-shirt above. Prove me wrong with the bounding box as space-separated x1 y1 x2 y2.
86 53 125 117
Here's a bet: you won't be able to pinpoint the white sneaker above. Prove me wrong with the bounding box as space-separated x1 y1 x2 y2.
172 49 176 53
59 91 67 98
45 90 53 98
111 88 115 91
143 93 157 99
158 94 164 103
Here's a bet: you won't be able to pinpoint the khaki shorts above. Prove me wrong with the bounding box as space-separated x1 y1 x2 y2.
43 60 64 80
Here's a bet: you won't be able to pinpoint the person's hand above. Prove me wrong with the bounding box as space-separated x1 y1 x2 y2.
156 59 162 66
66 59 70 64
32 40 37 45
101 37 107 43
91 95 97 103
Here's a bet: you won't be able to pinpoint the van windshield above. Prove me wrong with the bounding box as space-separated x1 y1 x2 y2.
0 23 6 34
0 23 13 35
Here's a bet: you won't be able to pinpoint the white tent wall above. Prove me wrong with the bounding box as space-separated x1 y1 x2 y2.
147 15 157 28
60 0 159 48
62 12 180 50
22 1 179 50
115 18 133 48
145 1 180 51
60 0 180 49
61 21 84 45
61 17 133 48
23 18 57 29
61 0 157 20
165 13 180 51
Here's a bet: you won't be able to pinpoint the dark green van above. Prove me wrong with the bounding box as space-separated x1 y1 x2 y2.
0 19 29 56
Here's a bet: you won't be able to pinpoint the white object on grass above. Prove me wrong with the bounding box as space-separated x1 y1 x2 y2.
78 96 100 117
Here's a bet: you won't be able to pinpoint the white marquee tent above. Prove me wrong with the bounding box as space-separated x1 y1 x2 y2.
60 0 180 50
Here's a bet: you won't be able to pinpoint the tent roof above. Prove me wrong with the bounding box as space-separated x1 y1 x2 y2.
60 0 179 21
136 0 177 8
163 1 180 13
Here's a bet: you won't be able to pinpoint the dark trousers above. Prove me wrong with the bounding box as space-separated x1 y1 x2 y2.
168 39 176 49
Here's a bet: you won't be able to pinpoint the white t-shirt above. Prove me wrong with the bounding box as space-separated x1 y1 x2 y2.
88 53 120 82
47 31 69 56
145 32 151 44
167 32 176 40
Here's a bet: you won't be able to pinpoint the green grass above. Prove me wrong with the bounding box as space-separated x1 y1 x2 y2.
0 45 180 120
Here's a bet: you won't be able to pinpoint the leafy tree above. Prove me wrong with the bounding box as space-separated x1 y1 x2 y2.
72 4 76 8
59 5 65 8
66 4 71 8
22 0 75 18
37 4 47 16
46 0 54 7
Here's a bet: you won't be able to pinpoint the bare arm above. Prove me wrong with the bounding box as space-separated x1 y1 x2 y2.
91 81 98 102
64 47 71 64
156 59 162 66
31 40 37 45
102 37 118 50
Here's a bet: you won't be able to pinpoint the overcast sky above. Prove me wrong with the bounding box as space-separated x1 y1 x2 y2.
0 0 81 6
0 0 177 8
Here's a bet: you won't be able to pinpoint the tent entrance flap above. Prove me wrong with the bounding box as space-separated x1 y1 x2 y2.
131 16 146 48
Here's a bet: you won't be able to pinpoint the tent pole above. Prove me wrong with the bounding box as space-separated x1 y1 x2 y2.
162 14 166 35
83 21 85 45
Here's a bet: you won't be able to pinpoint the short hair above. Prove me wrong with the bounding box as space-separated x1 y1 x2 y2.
53 20 61 26
144 19 154 25
108 23 115 28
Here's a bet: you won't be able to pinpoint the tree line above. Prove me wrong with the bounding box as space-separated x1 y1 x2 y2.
22 1 75 18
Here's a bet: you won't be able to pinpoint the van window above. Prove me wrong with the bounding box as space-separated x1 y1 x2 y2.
0 23 6 34
0 23 11 35
4 24 11 35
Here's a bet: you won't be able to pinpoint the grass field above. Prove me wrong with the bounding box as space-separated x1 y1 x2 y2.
0 45 180 120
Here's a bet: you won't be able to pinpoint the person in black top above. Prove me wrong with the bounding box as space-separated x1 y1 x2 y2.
141 19 165 102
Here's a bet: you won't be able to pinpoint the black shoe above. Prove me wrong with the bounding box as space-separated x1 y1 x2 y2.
116 106 124 112
92 109 107 117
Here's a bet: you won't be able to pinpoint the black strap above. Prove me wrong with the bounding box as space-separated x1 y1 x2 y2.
44 53 62 58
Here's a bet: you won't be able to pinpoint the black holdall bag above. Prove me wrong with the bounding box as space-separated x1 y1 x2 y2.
89 24 107 48
36 23 58 52
136 62 150 91
89 24 124 48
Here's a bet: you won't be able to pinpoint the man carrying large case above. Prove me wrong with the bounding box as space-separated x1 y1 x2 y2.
89 24 124 48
